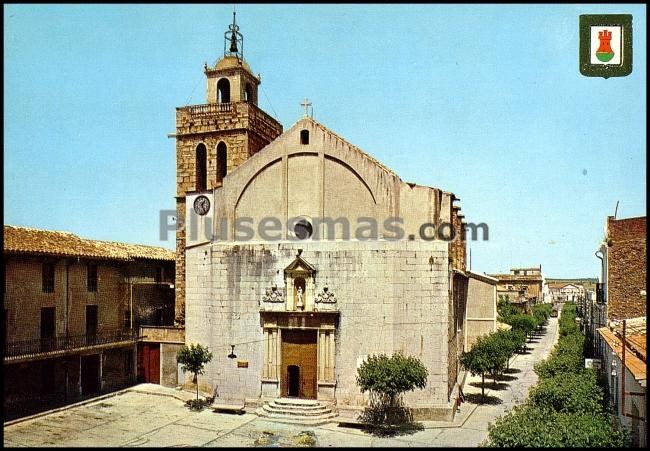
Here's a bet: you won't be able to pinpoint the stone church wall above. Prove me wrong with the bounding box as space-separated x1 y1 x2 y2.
185 239 454 416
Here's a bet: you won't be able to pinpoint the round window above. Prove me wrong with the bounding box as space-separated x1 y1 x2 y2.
293 219 313 240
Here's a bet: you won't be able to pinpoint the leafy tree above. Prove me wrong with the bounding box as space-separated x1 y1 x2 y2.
558 302 580 336
529 369 604 414
356 353 428 426
497 295 517 323
507 314 537 344
492 329 525 370
177 343 213 403
532 303 551 332
460 334 507 400
535 302 585 379
485 404 629 447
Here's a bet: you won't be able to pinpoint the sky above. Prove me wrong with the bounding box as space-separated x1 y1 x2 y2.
4 4 646 279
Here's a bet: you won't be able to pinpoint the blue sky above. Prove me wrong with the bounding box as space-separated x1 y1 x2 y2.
4 4 646 278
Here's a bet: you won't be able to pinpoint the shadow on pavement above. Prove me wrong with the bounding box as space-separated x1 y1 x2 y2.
469 381 509 391
463 393 503 405
495 374 518 382
503 368 522 374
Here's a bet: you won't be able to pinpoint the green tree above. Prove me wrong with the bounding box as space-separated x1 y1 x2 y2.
460 335 507 400
497 295 517 323
176 343 213 403
508 314 537 345
492 329 525 370
356 352 428 425
532 303 551 332
485 404 629 447
529 369 604 414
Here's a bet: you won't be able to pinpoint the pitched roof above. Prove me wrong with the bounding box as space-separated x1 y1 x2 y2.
3 225 175 261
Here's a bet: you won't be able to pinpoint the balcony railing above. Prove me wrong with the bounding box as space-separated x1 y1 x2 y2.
178 102 233 117
4 329 138 361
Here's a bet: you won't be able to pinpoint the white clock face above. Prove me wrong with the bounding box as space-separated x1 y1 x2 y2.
193 195 210 215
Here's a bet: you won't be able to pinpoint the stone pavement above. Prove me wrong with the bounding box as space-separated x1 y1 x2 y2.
4 316 559 447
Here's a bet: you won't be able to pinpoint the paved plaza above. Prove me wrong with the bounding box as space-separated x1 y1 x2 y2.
4 315 558 447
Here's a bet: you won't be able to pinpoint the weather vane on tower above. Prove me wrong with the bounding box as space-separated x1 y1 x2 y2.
224 5 243 59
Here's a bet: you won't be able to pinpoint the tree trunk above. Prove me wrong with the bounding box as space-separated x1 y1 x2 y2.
481 374 485 401
196 374 199 402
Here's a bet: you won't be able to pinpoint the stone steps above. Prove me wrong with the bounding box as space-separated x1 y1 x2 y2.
256 398 337 425
263 403 331 416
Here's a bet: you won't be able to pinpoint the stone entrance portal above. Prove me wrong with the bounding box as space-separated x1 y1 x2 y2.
280 329 317 399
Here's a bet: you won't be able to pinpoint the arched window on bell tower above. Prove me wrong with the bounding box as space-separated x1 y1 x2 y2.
244 82 254 104
196 144 207 191
216 142 227 184
217 78 230 103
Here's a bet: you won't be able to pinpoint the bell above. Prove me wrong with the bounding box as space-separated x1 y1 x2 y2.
229 33 239 53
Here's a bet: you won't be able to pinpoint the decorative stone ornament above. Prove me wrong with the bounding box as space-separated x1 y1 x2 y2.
316 285 337 303
262 283 284 303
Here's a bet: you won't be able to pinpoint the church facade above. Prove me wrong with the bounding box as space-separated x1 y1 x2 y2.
174 15 469 420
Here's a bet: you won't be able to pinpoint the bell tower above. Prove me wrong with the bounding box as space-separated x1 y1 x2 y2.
172 11 283 322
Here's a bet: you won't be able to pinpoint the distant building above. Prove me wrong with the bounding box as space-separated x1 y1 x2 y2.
547 282 585 303
544 278 597 305
3 225 176 420
488 266 544 313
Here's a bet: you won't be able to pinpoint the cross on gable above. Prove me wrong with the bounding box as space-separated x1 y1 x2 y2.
300 98 312 117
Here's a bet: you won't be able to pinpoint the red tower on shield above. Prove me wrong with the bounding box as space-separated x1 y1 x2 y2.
596 29 615 62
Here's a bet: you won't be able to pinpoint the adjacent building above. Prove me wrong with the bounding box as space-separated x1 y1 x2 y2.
598 317 646 447
464 271 498 350
3 225 176 420
174 16 471 421
588 215 647 447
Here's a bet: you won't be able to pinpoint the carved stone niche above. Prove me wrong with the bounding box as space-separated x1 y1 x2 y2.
284 250 317 312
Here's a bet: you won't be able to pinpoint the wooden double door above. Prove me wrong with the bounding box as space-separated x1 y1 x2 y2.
137 343 160 384
280 329 317 399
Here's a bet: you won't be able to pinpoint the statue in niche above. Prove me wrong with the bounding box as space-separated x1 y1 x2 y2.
296 286 304 310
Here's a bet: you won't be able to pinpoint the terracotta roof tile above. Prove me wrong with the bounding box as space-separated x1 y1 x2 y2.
4 225 174 261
